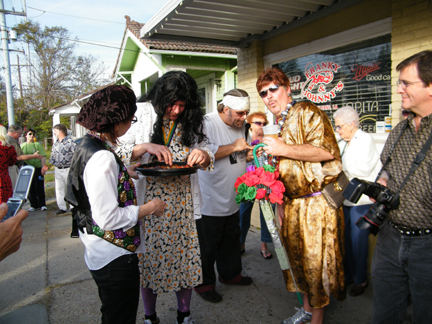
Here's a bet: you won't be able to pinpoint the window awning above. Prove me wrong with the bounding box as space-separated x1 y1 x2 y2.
141 0 365 48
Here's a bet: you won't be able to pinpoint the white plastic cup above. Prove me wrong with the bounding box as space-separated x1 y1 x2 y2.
262 125 279 139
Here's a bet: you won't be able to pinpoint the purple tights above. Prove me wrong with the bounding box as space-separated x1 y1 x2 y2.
141 287 193 315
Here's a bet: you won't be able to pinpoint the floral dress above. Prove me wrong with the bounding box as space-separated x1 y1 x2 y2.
0 145 17 203
139 119 203 294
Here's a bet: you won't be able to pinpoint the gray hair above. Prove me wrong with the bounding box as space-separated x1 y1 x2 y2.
333 106 359 127
8 124 22 133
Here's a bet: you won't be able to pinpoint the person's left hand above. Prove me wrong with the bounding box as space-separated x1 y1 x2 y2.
32 151 44 160
247 146 263 161
187 149 210 168
127 162 142 180
41 165 49 176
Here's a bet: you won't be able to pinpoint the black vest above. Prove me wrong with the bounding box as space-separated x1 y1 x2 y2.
65 134 107 233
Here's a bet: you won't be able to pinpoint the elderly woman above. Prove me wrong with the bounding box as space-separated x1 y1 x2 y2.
65 85 165 324
117 71 213 324
334 106 381 297
239 112 273 259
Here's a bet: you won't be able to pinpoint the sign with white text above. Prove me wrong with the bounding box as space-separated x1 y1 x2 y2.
276 39 391 133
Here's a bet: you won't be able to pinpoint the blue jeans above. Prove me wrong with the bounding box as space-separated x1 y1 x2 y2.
371 221 432 324
343 204 371 284
239 200 272 246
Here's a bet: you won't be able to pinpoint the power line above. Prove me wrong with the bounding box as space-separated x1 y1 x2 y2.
27 6 124 25
64 37 137 52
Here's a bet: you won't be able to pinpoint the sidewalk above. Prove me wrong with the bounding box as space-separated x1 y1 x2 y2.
0 199 376 324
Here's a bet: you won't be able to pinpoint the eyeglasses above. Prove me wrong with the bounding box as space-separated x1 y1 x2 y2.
131 116 138 124
396 80 423 89
252 121 268 127
334 124 346 131
27 132 34 136
232 109 250 117
259 84 280 98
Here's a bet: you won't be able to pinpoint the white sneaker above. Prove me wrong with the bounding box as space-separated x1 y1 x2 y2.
177 316 196 324
281 307 312 324
28 207 35 212
41 206 47 211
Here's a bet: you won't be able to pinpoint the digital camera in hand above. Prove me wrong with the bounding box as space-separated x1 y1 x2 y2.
343 178 400 235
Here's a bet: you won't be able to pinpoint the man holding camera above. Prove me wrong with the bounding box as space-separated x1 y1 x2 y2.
372 50 432 323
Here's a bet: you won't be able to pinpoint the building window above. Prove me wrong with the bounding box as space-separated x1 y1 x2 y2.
275 35 391 133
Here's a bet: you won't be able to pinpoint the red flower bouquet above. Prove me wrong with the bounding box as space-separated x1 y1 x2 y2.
235 164 285 205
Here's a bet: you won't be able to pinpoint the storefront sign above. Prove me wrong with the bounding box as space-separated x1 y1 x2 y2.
351 63 381 81
276 40 391 133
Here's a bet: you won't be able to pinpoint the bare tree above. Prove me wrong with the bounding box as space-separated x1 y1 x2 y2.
14 20 107 111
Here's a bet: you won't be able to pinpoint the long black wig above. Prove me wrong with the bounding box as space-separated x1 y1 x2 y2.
138 71 207 147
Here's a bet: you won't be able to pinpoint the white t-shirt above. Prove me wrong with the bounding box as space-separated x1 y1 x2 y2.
198 112 247 216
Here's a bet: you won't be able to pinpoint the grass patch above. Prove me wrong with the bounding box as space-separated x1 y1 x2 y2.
44 173 55 183
45 186 55 200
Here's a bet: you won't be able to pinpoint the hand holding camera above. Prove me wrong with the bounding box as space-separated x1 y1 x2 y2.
343 178 400 235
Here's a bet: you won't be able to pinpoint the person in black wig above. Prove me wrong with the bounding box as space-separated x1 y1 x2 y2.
117 71 214 324
144 71 208 148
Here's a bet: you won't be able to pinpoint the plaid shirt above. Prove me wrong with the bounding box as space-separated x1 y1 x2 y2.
49 135 76 168
381 113 432 229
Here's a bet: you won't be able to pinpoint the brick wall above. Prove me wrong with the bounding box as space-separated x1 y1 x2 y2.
391 0 432 125
237 41 265 112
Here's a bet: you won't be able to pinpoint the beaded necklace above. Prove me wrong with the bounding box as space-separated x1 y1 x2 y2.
263 101 295 170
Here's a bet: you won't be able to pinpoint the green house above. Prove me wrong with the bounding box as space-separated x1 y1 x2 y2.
113 16 238 114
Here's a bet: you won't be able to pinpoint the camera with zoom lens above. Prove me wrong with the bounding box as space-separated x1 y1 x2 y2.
342 178 400 235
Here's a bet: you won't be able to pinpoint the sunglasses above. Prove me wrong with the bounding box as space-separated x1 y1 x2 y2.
131 116 138 124
231 109 250 117
27 132 34 136
252 121 268 127
259 84 280 98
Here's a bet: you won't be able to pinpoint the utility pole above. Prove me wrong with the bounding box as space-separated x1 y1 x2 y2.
0 0 26 126
0 0 15 125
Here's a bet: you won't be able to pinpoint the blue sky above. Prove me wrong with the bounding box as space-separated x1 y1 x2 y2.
3 0 170 82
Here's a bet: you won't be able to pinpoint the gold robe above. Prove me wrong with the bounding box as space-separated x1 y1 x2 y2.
278 101 346 308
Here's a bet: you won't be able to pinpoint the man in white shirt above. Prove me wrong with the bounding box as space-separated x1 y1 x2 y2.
195 89 254 303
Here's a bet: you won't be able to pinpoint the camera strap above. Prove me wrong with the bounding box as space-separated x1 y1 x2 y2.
378 120 432 200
